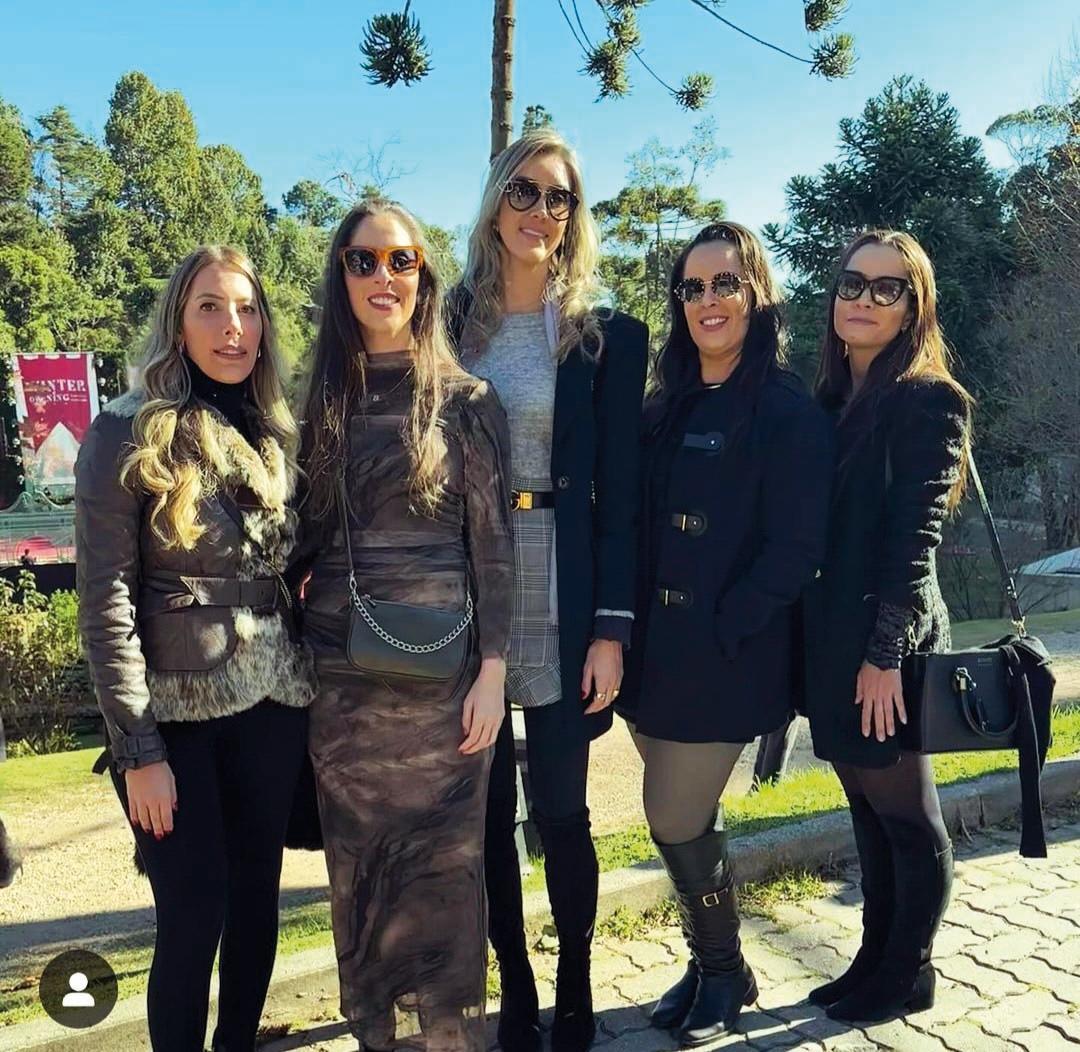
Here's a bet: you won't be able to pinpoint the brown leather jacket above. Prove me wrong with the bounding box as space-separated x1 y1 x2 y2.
75 390 313 770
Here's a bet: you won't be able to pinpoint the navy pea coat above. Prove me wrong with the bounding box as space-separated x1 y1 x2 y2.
618 365 833 743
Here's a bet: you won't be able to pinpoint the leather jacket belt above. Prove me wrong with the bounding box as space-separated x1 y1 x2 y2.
671 512 707 536
658 587 693 608
510 489 556 511
147 573 282 611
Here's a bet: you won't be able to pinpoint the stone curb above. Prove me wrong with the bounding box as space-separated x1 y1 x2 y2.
8 755 1079 1051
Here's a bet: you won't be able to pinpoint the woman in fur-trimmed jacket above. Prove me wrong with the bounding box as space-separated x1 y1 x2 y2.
75 246 314 1052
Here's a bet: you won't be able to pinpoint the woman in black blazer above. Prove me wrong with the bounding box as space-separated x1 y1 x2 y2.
802 230 972 1023
452 130 648 1052
616 222 832 1046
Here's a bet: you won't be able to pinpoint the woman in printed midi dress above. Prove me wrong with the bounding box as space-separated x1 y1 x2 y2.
295 202 514 1052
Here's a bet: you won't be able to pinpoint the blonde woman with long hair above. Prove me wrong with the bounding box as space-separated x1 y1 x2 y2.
450 130 649 1052
803 230 973 1023
294 202 514 1052
75 246 314 1051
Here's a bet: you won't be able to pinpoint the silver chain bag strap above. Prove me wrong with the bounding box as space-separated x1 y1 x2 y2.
337 471 474 680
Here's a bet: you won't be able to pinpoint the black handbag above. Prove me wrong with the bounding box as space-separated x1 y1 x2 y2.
337 474 473 681
898 452 1056 857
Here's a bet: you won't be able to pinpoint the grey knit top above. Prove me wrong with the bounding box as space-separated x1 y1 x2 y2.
464 311 555 489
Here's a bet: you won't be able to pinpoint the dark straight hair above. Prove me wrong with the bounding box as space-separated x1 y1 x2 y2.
653 221 787 408
814 228 972 508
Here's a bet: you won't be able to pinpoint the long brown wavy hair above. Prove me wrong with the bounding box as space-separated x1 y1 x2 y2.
120 245 296 550
815 229 973 507
297 201 469 520
458 128 605 361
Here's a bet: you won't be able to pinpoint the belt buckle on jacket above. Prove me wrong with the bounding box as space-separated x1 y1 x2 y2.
510 489 534 511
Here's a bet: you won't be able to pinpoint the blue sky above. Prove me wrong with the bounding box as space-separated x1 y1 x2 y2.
1 1 1077 252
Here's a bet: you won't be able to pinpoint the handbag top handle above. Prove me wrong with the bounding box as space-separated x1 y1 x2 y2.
885 443 1027 637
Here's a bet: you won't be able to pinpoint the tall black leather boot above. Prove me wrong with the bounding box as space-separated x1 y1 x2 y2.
827 814 953 1023
655 826 757 1047
535 810 598 1052
809 794 894 1006
486 718 540 1052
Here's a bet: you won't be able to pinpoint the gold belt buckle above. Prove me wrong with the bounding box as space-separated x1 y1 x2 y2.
511 490 533 511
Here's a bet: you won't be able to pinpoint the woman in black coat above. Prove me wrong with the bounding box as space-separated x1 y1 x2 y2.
452 129 648 1052
616 222 832 1046
802 230 973 1024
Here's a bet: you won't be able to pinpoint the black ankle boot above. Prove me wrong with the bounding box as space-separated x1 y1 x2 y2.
809 795 894 1007
536 810 598 1052
655 827 757 1047
827 815 952 1024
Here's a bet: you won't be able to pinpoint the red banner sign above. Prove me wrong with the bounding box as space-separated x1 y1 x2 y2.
11 353 100 490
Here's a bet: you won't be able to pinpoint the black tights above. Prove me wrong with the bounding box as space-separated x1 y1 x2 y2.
834 751 949 851
628 725 746 845
111 701 307 1052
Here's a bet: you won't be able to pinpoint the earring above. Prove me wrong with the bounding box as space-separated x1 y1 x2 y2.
257 348 262 360
842 342 849 359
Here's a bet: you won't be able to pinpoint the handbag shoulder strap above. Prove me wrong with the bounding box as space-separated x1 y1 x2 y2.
883 442 1025 635
966 452 1026 635
336 471 357 578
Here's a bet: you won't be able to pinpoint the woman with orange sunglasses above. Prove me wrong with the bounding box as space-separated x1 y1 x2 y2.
293 201 514 1052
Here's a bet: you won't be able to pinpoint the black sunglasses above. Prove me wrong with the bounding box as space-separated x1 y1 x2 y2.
673 272 745 304
503 177 579 221
835 269 912 307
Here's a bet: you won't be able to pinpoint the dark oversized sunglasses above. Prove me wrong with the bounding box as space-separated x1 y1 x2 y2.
340 245 424 278
835 269 912 307
673 272 745 304
502 177 579 221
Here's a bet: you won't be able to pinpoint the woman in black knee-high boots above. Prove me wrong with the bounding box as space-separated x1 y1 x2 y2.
803 229 973 1024
615 222 832 1047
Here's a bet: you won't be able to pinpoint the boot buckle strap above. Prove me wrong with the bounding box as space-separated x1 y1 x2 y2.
701 891 721 908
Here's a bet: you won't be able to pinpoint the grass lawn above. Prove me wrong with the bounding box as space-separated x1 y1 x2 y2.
1 608 1078 1027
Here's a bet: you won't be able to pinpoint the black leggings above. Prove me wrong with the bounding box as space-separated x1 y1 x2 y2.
110 700 307 1052
834 751 948 849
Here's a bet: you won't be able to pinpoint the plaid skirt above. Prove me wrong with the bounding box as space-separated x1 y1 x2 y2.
506 479 562 708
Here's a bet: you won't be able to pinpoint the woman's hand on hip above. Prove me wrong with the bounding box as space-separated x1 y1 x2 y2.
855 661 908 742
583 639 623 715
460 657 506 754
124 761 178 839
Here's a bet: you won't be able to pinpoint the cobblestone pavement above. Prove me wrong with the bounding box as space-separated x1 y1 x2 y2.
269 810 1080 1052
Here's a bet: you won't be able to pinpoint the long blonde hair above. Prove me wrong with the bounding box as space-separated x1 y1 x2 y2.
297 201 470 519
120 246 297 550
460 129 605 361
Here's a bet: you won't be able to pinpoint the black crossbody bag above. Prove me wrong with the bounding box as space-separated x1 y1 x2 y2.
336 473 474 681
895 452 1056 857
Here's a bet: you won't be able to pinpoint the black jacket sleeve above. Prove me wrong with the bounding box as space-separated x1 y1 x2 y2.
75 412 167 770
591 312 649 645
714 394 833 658
866 380 969 668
